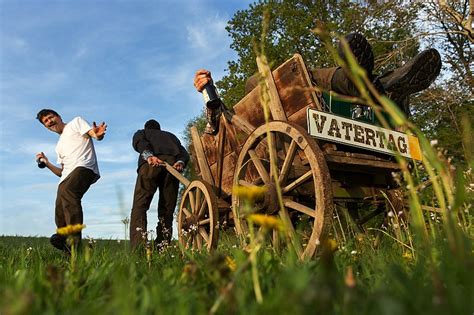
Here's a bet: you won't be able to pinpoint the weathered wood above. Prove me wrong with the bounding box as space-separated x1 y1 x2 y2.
256 56 287 121
216 117 227 197
222 109 254 136
190 126 215 186
209 152 238 196
164 162 190 187
325 154 401 170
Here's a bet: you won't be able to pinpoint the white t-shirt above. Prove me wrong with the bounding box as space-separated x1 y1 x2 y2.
56 116 100 183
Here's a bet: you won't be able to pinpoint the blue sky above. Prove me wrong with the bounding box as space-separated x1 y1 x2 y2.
0 0 254 239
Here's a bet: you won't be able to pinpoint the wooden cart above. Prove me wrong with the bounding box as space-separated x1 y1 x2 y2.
174 54 420 259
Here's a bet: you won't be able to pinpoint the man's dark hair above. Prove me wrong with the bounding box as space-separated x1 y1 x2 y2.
36 109 60 123
144 119 161 130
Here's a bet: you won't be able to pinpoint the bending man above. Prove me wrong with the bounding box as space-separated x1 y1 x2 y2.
130 119 189 251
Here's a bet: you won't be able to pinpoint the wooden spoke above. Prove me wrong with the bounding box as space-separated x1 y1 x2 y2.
279 207 303 257
197 198 208 219
283 199 316 218
238 179 254 187
249 149 270 184
278 140 298 184
185 234 192 249
268 131 278 178
281 170 312 194
196 233 203 250
199 218 211 226
194 188 202 214
198 228 210 243
188 190 196 214
272 229 280 253
182 207 192 218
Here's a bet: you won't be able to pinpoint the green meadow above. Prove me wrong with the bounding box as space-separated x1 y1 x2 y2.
1 209 472 315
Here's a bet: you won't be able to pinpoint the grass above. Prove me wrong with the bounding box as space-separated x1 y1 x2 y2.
0 220 472 315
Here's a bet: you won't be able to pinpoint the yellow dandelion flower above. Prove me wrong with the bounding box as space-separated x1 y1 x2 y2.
323 239 338 252
56 224 86 236
225 256 237 272
247 214 284 231
402 251 413 261
233 185 266 201
146 246 152 262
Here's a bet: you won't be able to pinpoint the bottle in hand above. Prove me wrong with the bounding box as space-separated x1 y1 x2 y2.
202 80 222 109
37 158 46 169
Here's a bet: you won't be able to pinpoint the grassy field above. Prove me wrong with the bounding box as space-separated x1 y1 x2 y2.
1 215 472 315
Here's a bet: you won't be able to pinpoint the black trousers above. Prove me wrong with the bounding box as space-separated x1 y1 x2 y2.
55 167 97 241
130 162 179 250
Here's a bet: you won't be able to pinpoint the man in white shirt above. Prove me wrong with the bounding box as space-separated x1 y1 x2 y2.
36 109 107 251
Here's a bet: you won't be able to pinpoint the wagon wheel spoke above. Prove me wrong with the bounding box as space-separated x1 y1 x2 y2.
268 132 278 179
199 218 210 225
198 228 210 244
188 190 196 214
283 198 316 218
279 207 303 257
185 234 193 249
272 229 280 253
194 188 202 215
249 149 270 184
182 207 192 218
196 233 203 250
197 198 208 219
281 170 312 194
238 179 254 187
278 140 298 185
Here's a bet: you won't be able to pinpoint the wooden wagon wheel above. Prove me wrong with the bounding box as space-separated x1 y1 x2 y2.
232 121 334 260
177 180 219 252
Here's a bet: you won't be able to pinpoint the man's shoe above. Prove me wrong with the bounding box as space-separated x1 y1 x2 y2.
378 48 441 106
338 32 375 75
50 233 68 251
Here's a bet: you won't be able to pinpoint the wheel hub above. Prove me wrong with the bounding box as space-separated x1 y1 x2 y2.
183 213 199 235
259 182 279 214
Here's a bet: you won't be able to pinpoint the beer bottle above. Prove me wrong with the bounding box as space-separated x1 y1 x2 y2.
37 158 46 169
202 80 221 109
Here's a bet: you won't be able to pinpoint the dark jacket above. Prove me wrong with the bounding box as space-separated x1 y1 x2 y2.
132 128 189 170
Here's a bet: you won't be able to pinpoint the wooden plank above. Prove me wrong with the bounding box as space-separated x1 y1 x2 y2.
210 152 238 196
190 126 215 186
222 109 254 135
216 118 227 197
256 56 287 121
222 114 239 154
325 154 401 170
164 162 190 187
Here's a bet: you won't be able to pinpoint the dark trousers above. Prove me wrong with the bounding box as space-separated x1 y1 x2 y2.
55 167 97 242
130 163 179 250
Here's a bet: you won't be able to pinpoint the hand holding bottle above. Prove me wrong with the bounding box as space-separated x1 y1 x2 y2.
35 152 48 169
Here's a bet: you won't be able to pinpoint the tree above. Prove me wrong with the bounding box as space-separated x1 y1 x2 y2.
410 0 473 166
217 0 424 107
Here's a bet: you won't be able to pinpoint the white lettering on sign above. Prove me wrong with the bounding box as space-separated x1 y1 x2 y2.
307 108 422 160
